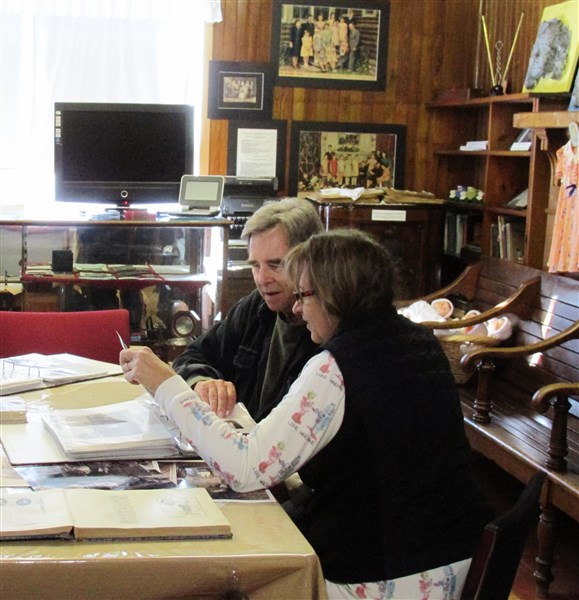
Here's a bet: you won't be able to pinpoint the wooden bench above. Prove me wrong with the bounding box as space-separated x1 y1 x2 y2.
397 256 579 596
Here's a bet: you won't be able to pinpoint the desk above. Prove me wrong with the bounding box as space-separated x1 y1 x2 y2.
0 378 327 600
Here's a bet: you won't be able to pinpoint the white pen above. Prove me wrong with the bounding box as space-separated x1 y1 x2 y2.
116 330 128 350
116 330 156 397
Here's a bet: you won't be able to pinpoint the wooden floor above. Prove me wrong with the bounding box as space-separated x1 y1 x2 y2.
471 453 579 600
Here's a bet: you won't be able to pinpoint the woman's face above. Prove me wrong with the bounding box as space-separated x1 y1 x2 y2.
292 270 338 344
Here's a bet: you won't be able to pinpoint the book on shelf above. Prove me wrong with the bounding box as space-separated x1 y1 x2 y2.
510 128 532 152
490 223 500 258
444 212 473 256
0 486 232 541
39 397 256 462
459 140 488 151
497 216 525 263
504 220 526 263
0 353 121 396
506 188 528 209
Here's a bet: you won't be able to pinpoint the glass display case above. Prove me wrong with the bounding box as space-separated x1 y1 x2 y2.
0 217 231 341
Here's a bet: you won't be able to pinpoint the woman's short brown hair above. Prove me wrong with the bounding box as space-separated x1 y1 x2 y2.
285 229 395 327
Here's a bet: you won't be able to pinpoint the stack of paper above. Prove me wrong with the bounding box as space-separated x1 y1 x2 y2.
459 140 488 151
41 398 181 461
0 353 121 396
0 397 27 424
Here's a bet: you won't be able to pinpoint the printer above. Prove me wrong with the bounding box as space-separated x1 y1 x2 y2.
221 176 279 263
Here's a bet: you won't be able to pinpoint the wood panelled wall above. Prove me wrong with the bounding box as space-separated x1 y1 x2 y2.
208 0 559 194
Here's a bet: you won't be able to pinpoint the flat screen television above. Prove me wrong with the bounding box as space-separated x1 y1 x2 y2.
54 102 194 207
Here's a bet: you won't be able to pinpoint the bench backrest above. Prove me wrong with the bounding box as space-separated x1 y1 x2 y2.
497 269 579 413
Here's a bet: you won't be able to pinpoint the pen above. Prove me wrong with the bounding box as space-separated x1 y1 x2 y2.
116 330 128 350
117 330 156 397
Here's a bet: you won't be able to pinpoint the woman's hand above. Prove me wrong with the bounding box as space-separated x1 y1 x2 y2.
120 346 176 395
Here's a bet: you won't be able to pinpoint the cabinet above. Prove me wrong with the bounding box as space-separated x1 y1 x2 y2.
0 218 230 337
308 199 444 299
428 93 569 273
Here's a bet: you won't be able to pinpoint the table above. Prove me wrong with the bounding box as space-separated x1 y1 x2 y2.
0 378 327 600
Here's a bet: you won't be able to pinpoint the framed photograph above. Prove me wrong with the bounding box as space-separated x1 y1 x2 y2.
271 1 390 91
522 0 579 94
227 120 288 189
208 61 273 120
570 67 579 111
288 121 406 197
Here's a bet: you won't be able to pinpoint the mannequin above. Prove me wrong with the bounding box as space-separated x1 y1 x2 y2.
546 121 579 274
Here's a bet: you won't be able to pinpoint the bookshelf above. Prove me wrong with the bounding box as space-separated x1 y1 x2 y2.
427 93 569 274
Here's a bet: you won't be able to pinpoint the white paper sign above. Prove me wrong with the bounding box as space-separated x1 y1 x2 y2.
371 210 407 222
236 128 277 177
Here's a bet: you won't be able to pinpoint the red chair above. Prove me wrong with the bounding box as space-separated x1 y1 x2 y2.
0 309 130 365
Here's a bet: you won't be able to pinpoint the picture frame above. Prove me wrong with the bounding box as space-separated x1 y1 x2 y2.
288 121 406 197
569 67 579 111
207 61 273 120
271 1 390 91
522 0 579 94
227 120 288 189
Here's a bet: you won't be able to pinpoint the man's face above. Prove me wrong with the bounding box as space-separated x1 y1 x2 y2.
247 226 294 315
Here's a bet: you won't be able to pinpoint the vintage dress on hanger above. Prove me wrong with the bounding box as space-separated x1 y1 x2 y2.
547 129 579 274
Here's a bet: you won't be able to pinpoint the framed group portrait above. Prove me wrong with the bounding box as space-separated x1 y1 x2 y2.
288 121 406 197
207 61 273 120
271 0 390 91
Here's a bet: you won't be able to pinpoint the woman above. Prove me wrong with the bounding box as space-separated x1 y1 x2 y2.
289 19 302 68
121 229 492 599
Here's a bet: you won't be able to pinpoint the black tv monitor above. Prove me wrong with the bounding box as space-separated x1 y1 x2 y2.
54 102 194 207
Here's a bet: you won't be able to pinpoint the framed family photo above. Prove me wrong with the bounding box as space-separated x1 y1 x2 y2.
207 61 273 120
271 0 390 90
288 121 406 197
227 120 288 188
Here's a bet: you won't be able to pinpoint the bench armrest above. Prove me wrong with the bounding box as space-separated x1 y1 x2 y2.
395 261 482 308
421 276 541 330
532 382 579 413
461 319 579 368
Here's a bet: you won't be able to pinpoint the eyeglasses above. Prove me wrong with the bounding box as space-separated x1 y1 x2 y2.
292 289 316 303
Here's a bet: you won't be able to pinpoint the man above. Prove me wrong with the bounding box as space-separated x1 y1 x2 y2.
347 19 360 72
172 198 324 421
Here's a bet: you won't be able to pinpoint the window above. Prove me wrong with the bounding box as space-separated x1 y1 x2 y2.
0 0 221 211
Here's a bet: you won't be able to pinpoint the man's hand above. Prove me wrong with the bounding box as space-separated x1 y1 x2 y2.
193 379 237 418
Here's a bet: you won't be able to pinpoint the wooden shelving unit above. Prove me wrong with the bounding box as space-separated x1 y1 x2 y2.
427 93 569 272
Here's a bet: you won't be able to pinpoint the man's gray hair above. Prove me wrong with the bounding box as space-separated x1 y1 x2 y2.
241 198 324 248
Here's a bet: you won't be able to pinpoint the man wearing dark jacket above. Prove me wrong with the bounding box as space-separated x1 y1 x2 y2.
172 198 324 421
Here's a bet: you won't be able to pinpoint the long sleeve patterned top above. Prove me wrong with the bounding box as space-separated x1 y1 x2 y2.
156 350 345 492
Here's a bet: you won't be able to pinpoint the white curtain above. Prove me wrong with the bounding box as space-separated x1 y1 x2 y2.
0 0 222 213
